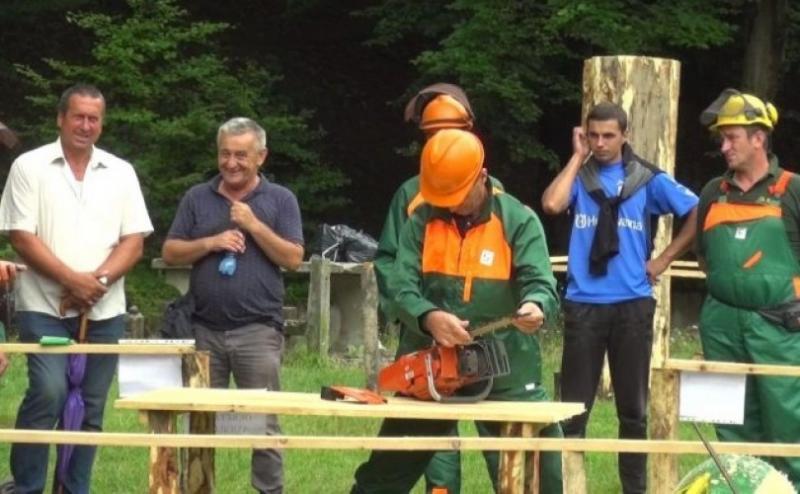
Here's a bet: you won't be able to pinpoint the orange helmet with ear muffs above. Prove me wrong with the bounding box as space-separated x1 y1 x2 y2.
420 129 484 207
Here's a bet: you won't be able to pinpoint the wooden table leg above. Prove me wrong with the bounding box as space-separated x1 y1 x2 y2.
148 411 180 494
499 422 524 494
522 423 544 494
182 411 215 494
562 451 587 494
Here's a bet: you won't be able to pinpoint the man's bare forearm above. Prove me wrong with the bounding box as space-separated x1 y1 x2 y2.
162 238 213 266
10 230 76 286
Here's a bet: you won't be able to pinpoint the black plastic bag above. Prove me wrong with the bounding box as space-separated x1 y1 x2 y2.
159 292 195 339
319 224 378 262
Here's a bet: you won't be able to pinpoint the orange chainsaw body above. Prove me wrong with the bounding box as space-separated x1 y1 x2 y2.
378 340 510 402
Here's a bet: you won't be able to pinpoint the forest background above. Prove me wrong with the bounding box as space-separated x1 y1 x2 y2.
0 0 798 256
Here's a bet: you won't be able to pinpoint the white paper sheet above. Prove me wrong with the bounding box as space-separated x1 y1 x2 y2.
118 354 183 398
679 371 746 425
216 412 269 435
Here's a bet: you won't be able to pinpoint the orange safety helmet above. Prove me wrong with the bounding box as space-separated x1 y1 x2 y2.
420 129 484 207
419 94 473 131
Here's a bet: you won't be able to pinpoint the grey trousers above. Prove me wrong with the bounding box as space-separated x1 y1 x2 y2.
194 322 284 494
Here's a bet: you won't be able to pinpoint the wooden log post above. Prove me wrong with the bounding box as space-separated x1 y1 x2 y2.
499 422 526 493
649 367 680 494
562 451 587 494
582 55 681 490
181 351 214 493
148 411 180 494
307 255 332 356
360 262 380 390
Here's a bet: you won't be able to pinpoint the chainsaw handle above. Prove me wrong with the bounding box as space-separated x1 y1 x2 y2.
424 353 493 403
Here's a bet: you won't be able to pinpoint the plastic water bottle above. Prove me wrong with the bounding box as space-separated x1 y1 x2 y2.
218 252 237 276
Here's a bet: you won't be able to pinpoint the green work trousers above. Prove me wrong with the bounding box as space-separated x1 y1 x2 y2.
425 432 461 493
700 295 800 489
351 387 563 494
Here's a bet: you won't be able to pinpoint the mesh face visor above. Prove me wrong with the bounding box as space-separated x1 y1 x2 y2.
700 88 767 128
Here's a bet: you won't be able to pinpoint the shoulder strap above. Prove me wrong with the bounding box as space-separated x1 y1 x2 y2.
769 170 794 198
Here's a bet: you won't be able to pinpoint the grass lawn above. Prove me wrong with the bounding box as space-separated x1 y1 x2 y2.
1 327 714 493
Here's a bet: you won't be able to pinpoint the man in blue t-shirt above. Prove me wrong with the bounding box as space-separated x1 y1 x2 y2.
542 102 698 494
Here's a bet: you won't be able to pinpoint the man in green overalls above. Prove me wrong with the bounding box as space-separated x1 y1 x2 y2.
353 129 563 493
375 83 502 494
696 88 800 489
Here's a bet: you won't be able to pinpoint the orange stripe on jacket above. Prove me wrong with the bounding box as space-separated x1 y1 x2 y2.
742 250 762 269
406 193 426 217
704 202 782 232
422 213 512 301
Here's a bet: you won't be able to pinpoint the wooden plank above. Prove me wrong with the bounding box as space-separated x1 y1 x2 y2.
0 343 196 354
116 388 584 424
152 258 366 276
551 264 704 280
649 368 679 494
148 411 180 494
5 429 800 456
665 358 800 377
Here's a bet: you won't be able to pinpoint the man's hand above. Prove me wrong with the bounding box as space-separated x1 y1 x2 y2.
63 272 108 309
231 201 260 233
423 310 472 347
0 261 25 289
512 302 545 334
572 126 590 162
209 229 246 254
0 352 8 377
646 256 671 285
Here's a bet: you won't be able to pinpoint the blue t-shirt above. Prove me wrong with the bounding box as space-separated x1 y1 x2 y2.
565 161 698 303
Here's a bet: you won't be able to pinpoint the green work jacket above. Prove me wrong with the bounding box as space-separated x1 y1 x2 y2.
390 186 558 393
375 174 504 321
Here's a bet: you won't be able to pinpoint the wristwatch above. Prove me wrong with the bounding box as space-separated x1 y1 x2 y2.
97 275 109 287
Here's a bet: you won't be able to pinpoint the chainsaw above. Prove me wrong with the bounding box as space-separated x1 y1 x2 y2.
377 315 519 403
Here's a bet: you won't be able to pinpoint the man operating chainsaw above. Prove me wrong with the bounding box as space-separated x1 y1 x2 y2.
376 82 504 494
351 129 563 494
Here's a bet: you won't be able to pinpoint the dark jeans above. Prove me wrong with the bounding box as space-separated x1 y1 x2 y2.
11 311 125 494
559 298 655 494
194 322 284 494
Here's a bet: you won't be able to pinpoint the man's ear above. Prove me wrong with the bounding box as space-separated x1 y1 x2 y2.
258 148 269 166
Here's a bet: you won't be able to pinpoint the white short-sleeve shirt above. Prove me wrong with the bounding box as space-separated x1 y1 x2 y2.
0 139 154 320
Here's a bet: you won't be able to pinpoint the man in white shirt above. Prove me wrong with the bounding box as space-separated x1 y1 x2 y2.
0 83 153 494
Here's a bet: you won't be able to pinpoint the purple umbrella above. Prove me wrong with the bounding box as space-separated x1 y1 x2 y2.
55 312 88 493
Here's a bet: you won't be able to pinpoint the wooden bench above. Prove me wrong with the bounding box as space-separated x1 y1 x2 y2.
115 387 584 494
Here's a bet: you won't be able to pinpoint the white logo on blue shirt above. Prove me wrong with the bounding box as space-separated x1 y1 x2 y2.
574 214 643 232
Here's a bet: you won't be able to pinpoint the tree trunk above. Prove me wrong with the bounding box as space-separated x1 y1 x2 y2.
742 0 788 100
